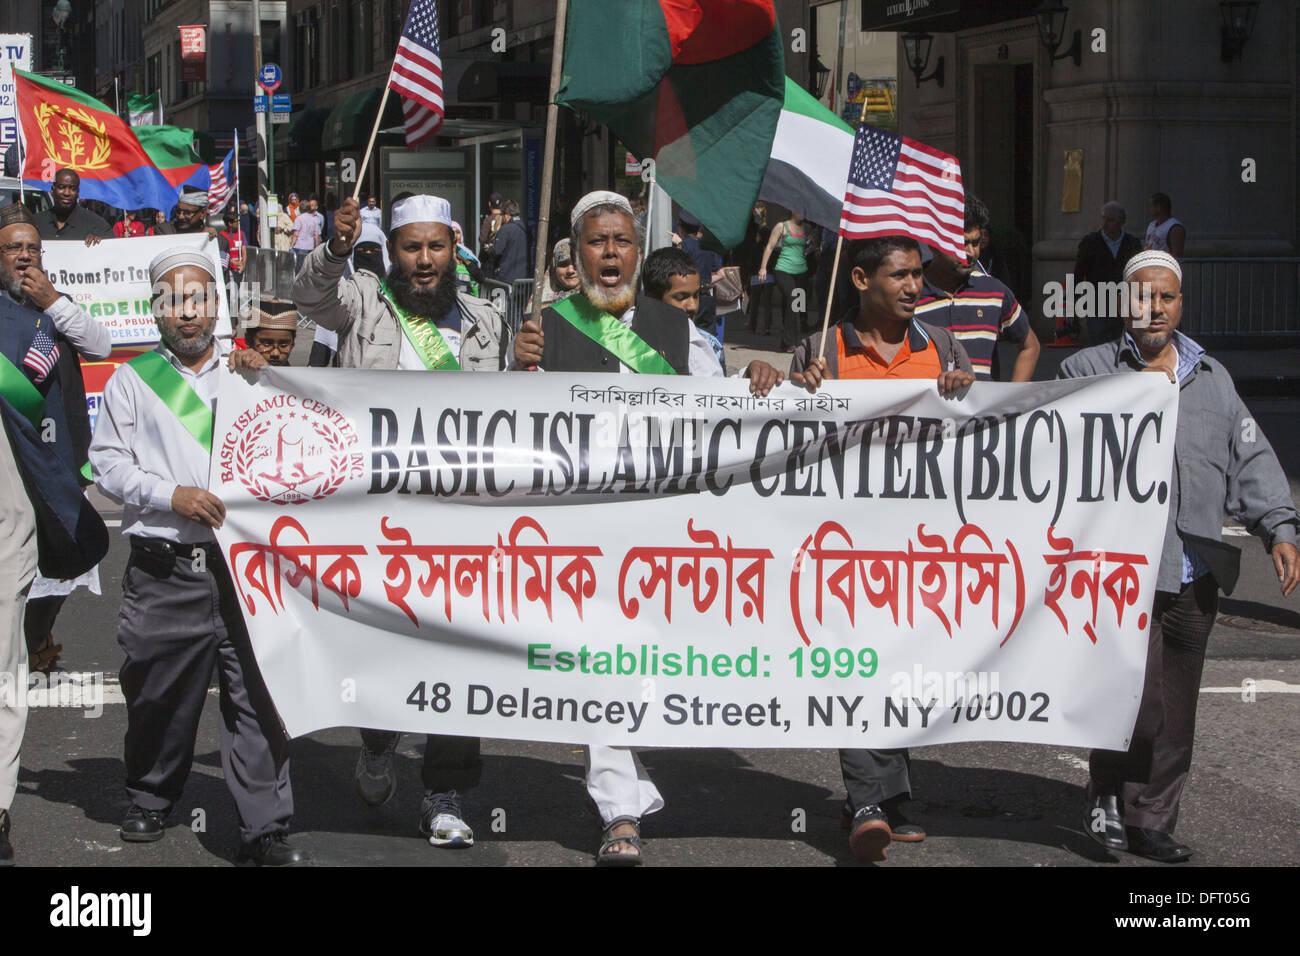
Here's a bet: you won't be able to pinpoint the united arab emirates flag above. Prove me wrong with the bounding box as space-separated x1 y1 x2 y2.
759 77 856 232
556 0 785 248
14 69 179 213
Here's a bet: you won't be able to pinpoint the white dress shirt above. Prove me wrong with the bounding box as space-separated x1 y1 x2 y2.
2 291 113 361
89 339 229 543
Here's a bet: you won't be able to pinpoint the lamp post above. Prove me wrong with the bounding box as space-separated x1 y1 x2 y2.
52 0 72 75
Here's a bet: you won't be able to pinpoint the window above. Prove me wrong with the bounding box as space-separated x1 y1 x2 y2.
352 0 373 75
296 6 321 90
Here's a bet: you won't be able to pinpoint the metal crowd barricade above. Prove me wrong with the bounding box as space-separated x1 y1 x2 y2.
1178 258 1300 338
512 278 538 333
242 248 308 325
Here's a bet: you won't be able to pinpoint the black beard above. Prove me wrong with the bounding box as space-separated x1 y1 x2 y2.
387 262 458 319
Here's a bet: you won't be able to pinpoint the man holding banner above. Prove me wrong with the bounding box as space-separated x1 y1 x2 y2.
0 202 112 676
89 249 306 865
294 192 512 849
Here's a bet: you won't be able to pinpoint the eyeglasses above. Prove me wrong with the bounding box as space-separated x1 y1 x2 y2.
0 242 41 256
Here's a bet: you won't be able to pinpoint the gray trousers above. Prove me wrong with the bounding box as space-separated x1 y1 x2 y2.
1090 575 1218 834
118 543 293 842
839 748 912 811
0 434 37 811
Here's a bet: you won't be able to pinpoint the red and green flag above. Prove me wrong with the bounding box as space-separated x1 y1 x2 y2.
555 0 785 248
133 124 206 189
13 69 181 213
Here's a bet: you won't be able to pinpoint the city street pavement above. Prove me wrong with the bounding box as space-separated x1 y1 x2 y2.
8 330 1298 867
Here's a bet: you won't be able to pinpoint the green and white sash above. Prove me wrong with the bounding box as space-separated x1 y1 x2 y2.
551 294 676 376
381 279 461 371
127 350 214 454
0 351 46 429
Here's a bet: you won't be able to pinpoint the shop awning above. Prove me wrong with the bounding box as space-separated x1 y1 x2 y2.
860 0 1040 32
458 61 550 105
274 106 331 159
321 88 405 152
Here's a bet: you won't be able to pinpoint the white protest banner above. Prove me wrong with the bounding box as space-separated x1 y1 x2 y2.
211 369 1177 750
41 234 232 346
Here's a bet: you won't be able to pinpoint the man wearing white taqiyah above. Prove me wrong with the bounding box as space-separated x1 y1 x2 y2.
294 193 511 848
90 248 307 864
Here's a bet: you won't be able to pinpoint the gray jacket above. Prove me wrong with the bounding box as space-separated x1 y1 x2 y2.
293 244 509 371
1058 337 1298 594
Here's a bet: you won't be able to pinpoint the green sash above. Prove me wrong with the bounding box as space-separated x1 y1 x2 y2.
0 351 46 429
127 351 214 454
381 279 461 371
551 294 676 375
455 261 480 297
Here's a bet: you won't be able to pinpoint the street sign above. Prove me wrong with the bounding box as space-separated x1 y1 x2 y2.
253 95 268 113
271 93 291 113
270 112 289 125
259 62 282 92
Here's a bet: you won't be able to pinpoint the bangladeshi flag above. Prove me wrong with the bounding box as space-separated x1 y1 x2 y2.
556 0 784 248
13 69 180 213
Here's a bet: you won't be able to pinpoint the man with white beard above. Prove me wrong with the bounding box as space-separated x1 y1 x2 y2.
512 191 782 865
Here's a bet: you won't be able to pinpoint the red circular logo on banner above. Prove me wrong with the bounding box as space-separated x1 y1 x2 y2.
222 396 364 505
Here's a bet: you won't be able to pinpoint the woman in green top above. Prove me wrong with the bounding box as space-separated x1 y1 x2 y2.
758 209 811 351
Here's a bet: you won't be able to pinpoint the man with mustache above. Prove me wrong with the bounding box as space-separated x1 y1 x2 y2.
1059 250 1300 863
89 249 307 864
512 191 782 866
294 193 512 849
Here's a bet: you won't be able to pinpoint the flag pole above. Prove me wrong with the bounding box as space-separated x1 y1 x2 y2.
528 0 570 325
815 234 844 363
353 85 392 203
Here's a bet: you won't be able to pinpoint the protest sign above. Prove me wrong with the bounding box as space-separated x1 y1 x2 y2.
211 369 1178 751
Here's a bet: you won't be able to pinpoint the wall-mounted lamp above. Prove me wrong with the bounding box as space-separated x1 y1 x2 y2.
1035 1 1081 67
1220 1 1260 62
810 54 831 100
901 33 944 89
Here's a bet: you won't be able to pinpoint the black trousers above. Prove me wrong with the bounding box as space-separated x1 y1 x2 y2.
1090 575 1218 834
24 593 67 654
359 729 482 794
839 748 912 811
773 269 810 349
118 544 293 842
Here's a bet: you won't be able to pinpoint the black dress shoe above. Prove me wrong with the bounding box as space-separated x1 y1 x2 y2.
1083 785 1127 851
120 805 166 843
1126 826 1192 863
882 797 926 842
0 809 13 865
239 831 310 866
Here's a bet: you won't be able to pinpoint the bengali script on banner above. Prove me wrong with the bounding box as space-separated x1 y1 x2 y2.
210 369 1178 750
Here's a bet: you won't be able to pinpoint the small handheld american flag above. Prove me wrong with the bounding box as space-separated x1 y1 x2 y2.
23 322 60 384
839 124 966 261
390 0 445 146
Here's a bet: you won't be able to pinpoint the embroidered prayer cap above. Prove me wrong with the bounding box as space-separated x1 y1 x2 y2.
148 248 217 286
391 194 453 231
1123 250 1182 284
0 202 36 230
570 190 633 230
552 237 572 265
247 299 299 331
177 187 209 207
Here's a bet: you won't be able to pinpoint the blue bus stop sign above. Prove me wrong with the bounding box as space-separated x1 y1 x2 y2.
259 63 282 92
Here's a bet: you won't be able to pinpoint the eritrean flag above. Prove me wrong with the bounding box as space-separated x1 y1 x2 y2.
133 124 206 189
555 0 784 248
13 69 180 214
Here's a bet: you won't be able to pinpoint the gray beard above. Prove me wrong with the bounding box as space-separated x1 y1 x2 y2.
387 262 458 319
575 254 639 315
0 264 23 301
1133 329 1174 353
160 322 216 357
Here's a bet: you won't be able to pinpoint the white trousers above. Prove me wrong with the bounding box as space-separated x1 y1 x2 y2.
0 432 37 810
584 745 663 823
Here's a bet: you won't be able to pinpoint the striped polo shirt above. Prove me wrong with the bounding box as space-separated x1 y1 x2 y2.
914 269 1029 380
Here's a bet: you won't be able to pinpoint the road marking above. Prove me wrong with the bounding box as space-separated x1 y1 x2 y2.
104 519 122 527
1201 680 1300 694
1054 751 1089 770
1221 524 1250 537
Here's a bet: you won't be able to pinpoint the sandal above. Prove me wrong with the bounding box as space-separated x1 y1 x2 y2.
28 633 62 675
596 816 643 867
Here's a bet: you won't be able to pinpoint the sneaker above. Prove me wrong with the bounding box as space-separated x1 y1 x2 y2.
848 804 892 862
419 790 474 848
0 809 13 865
354 737 398 807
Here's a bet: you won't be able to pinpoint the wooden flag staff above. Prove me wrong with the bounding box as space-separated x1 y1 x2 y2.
352 84 394 203
527 0 571 325
816 233 845 363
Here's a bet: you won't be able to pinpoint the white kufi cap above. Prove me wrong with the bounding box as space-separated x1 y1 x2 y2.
1123 250 1182 284
570 190 633 230
391 194 454 231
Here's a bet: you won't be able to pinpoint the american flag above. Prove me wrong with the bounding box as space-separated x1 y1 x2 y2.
206 149 235 214
23 323 60 384
839 125 966 261
389 0 445 145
